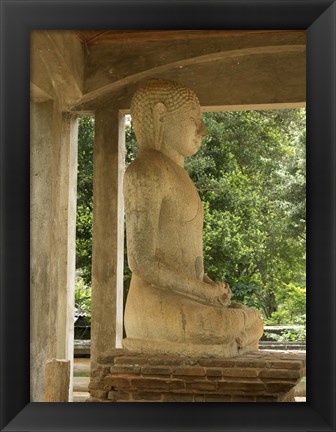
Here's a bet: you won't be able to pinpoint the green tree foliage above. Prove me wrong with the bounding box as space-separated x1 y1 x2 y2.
76 116 94 286
75 110 306 328
75 269 91 322
186 110 306 322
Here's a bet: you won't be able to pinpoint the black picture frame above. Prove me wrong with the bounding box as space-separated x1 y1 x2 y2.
1 1 335 431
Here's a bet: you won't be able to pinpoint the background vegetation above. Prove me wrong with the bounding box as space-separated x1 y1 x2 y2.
75 110 306 336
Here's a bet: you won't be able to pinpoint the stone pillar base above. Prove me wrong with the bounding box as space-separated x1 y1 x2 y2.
88 349 305 403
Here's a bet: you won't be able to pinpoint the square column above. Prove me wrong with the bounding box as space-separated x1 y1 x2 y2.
30 100 78 401
91 107 125 364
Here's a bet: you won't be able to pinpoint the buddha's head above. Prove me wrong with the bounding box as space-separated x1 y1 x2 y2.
130 79 207 157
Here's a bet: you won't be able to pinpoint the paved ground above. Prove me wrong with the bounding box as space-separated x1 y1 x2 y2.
73 358 90 402
73 391 90 402
74 377 89 391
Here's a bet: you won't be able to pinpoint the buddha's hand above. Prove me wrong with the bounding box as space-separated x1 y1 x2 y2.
208 281 231 307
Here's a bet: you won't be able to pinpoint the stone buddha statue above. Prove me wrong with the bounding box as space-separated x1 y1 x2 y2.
122 79 263 357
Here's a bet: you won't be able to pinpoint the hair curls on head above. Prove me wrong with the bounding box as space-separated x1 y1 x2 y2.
130 79 200 147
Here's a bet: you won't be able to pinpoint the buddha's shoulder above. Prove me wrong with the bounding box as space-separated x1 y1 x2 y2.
125 150 171 181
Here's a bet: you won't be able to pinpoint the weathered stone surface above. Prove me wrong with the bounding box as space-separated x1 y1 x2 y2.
91 365 110 380
103 376 131 390
122 79 263 358
88 349 305 403
97 349 128 364
265 382 294 393
131 378 185 391
234 359 267 368
114 355 152 366
268 360 303 370
90 389 108 399
222 368 260 378
114 355 197 366
112 365 142 374
217 380 266 394
88 380 103 390
259 368 301 379
199 359 236 368
186 381 218 391
205 368 223 378
108 390 130 401
141 366 172 375
172 367 206 377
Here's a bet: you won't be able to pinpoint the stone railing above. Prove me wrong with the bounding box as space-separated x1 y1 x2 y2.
74 339 306 357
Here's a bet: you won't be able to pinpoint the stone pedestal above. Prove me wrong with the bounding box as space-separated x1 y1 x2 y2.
88 349 305 402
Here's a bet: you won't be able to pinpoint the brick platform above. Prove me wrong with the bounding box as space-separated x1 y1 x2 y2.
88 349 306 402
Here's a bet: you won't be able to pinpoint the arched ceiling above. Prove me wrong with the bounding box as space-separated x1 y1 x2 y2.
30 30 306 112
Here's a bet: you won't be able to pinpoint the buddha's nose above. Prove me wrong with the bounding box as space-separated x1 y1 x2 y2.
198 120 208 137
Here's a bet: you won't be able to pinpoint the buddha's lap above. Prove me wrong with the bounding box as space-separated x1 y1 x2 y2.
124 277 262 343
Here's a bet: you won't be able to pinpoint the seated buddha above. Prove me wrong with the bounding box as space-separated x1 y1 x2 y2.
122 79 263 357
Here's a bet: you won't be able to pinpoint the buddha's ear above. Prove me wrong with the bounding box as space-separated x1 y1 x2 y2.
153 102 167 150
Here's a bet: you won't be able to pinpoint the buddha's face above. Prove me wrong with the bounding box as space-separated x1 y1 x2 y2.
162 104 208 157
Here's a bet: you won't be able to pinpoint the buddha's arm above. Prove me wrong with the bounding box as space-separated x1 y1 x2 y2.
124 164 227 307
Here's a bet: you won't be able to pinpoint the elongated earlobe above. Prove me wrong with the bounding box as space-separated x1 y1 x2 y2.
153 102 167 151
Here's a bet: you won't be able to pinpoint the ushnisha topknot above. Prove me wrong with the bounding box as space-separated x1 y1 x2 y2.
130 79 200 147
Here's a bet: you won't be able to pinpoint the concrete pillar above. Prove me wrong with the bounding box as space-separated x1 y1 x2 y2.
91 107 125 364
30 100 53 402
30 100 78 401
51 112 78 401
